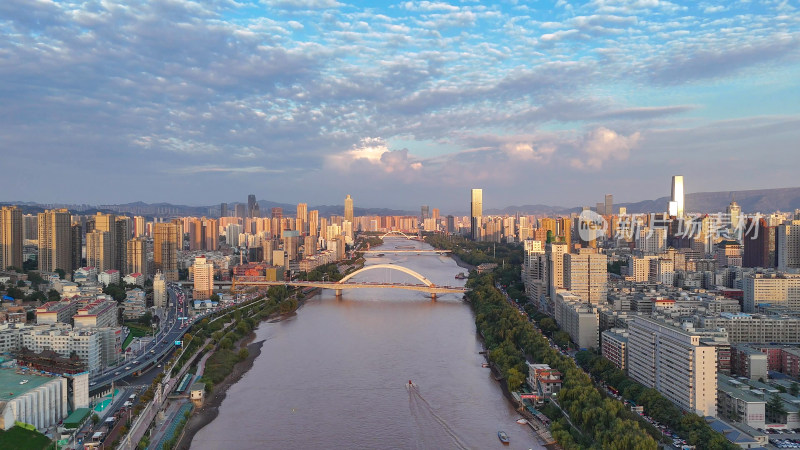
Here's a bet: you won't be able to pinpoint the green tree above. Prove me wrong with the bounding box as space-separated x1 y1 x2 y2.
47 289 61 302
6 286 24 299
506 367 526 392
237 348 249 361
540 317 559 335
790 382 799 397
767 393 786 423
55 268 66 279
210 294 220 302
91 413 99 425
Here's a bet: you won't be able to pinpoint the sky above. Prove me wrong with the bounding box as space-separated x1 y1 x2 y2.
1 0 799 210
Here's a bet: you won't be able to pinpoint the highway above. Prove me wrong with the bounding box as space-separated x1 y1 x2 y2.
89 284 200 390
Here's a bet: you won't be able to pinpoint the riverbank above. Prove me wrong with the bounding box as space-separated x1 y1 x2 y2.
176 337 264 450
176 292 312 449
449 252 476 271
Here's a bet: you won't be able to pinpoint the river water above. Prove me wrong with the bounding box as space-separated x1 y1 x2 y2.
191 238 544 450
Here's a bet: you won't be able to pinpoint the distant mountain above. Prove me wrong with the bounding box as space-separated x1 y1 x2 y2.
4 186 800 218
618 187 800 214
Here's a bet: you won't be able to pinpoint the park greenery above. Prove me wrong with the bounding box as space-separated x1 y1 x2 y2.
0 425 53 450
426 235 736 449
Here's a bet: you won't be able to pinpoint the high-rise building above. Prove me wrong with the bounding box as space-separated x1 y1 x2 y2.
114 217 129 273
344 195 354 225
727 198 741 235
564 248 607 304
271 207 283 220
778 220 800 271
153 223 179 281
308 210 319 236
0 206 23 270
547 242 568 303
70 222 82 272
193 256 214 300
743 218 776 268
133 216 146 238
669 175 685 217
297 203 308 235
220 203 228 218
38 209 73 274
153 272 167 308
604 194 613 217
248 194 257 218
126 238 148 277
86 231 112 271
22 213 38 243
93 213 117 271
470 189 482 241
628 316 718 417
235 203 246 219
421 205 429 222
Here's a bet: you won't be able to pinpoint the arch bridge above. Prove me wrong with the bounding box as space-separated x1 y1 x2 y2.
379 230 415 240
231 263 468 299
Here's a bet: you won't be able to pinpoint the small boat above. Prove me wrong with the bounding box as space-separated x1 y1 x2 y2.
376 253 385 257
455 272 467 279
516 418 528 425
481 363 490 368
498 430 510 444
19 379 28 385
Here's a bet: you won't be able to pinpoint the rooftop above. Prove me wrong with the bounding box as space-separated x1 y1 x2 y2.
0 368 56 402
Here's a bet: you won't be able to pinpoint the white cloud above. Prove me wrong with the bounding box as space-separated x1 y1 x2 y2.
570 127 641 170
325 138 424 175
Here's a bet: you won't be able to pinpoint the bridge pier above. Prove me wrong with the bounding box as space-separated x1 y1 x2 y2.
335 289 342 298
430 292 436 300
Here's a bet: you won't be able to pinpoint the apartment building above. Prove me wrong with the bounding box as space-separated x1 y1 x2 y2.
628 316 718 417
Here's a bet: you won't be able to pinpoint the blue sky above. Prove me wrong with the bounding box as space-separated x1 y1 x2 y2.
1 0 799 210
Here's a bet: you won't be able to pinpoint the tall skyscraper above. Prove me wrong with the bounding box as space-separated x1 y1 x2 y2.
421 205 429 222
308 210 319 237
0 206 23 270
604 194 613 216
271 207 283 220
220 203 228 218
470 189 482 241
153 222 179 281
727 198 741 237
248 194 257 218
93 213 117 271
670 175 685 217
70 222 82 271
297 203 308 235
38 209 73 274
564 248 608 304
778 220 800 271
743 218 776 268
86 231 112 271
127 238 148 276
344 195 354 225
234 203 246 219
22 214 38 243
114 217 129 273
133 216 146 238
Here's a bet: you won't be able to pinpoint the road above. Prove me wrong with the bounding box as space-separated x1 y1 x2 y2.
90 284 205 391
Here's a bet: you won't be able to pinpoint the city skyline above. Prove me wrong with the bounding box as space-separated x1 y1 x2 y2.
1 1 799 208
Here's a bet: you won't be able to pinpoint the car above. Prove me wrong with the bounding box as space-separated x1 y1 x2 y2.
90 381 97 386
115 371 121 375
133 361 139 364
150 350 155 353
125 366 131 370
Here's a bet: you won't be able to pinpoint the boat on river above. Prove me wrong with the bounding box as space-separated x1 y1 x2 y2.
498 430 510 444
455 272 467 279
516 418 528 425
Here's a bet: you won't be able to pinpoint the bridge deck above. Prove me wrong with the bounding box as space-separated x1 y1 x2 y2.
232 280 468 294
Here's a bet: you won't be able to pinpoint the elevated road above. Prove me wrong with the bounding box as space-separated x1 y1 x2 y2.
360 250 451 254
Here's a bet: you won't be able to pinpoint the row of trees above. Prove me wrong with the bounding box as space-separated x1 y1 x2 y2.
575 351 739 449
466 273 658 449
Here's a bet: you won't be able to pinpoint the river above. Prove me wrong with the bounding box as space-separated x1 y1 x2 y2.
190 238 544 449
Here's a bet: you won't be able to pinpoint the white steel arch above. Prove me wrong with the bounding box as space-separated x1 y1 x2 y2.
379 230 413 240
338 264 434 287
